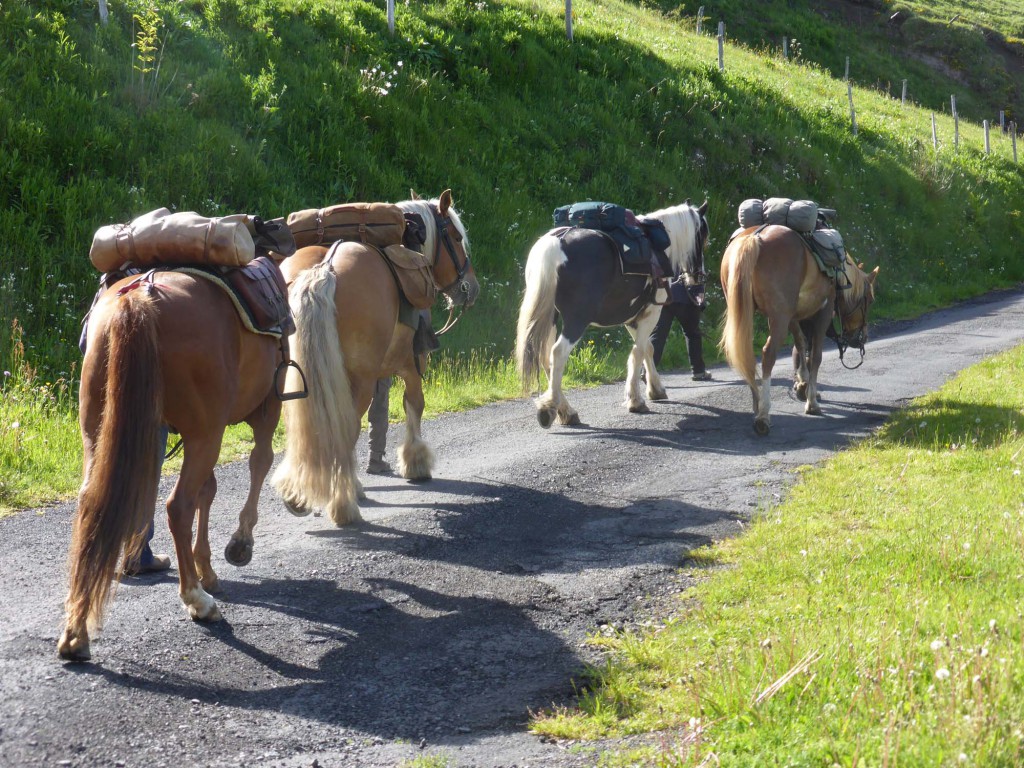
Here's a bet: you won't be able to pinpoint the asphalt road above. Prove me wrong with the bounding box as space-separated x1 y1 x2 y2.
3 287 1024 768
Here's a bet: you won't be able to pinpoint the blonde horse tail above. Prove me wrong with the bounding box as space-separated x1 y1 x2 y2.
515 235 563 394
272 260 361 525
64 292 162 646
719 234 761 391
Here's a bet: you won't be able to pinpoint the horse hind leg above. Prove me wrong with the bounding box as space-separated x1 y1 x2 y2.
193 473 220 592
168 437 223 622
754 322 784 436
225 398 280 567
537 333 579 427
790 321 810 403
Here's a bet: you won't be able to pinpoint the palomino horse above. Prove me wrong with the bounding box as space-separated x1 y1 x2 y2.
719 224 878 435
58 273 284 661
516 200 709 427
272 190 478 525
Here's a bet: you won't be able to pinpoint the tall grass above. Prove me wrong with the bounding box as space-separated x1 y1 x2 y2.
533 344 1024 765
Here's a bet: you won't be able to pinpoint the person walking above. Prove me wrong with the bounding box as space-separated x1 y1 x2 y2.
650 274 711 381
364 310 440 475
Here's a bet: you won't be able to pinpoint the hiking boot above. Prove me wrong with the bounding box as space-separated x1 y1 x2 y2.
367 455 393 475
692 371 712 382
123 553 172 576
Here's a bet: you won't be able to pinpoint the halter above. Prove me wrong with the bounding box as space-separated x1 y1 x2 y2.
429 207 473 335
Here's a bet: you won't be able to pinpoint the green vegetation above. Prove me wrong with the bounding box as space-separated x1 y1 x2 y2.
3 0 1024 511
533 344 1024 764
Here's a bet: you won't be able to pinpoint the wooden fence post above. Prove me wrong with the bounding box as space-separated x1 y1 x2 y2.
952 95 959 150
99 0 109 25
783 36 789 59
1013 123 1018 163
931 113 938 151
984 120 990 155
1000 110 1006 132
847 82 857 136
718 22 725 72
901 79 907 106
844 56 850 81
387 0 395 35
565 0 573 41
697 6 704 34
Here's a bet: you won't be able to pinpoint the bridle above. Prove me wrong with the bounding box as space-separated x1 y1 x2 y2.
828 286 870 369
429 206 473 336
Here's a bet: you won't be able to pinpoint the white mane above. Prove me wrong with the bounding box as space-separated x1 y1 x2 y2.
395 197 471 260
643 202 701 275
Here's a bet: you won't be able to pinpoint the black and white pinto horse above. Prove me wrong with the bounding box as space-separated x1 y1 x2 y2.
515 201 709 427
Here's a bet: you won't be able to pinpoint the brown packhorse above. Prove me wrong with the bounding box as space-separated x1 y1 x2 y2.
719 224 878 435
58 273 284 661
272 190 479 525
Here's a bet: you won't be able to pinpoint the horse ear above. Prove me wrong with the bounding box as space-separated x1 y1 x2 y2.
868 266 879 284
684 197 691 206
697 199 709 216
410 189 420 200
857 261 864 269
439 189 453 214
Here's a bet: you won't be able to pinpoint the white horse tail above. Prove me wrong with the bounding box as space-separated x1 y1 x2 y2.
515 234 564 394
719 233 760 391
272 260 361 525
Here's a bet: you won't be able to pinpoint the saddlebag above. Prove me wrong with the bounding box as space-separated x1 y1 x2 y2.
380 244 438 311
222 256 294 335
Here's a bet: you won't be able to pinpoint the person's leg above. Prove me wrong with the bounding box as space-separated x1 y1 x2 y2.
650 305 676 368
682 307 711 380
131 425 172 573
367 377 393 474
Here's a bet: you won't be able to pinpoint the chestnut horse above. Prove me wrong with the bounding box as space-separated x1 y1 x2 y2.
719 224 878 435
58 273 284 661
515 201 709 427
272 190 478 525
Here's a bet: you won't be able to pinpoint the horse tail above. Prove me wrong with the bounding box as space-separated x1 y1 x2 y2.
272 260 360 523
65 292 162 633
719 233 760 390
515 234 563 393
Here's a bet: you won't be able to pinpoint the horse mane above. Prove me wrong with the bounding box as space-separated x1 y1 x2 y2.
396 197 472 260
839 255 874 310
644 203 700 274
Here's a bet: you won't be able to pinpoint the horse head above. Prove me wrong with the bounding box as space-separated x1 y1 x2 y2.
398 190 480 309
839 260 879 350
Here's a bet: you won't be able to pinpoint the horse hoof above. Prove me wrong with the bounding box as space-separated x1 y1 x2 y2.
57 630 91 662
806 406 824 416
629 402 651 414
794 384 808 402
283 497 312 517
563 413 581 426
753 419 771 436
649 390 669 402
224 539 253 567
537 409 554 429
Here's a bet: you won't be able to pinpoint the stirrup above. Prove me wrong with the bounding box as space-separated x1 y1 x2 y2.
275 359 309 401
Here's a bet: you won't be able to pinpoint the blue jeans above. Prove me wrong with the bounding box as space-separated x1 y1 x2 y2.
139 425 170 566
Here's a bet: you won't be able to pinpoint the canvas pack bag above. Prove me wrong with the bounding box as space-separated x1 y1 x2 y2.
737 198 819 233
89 208 256 272
552 201 630 231
288 202 406 249
380 244 438 311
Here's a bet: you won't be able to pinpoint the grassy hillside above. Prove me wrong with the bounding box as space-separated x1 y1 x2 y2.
2 0 1024 509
